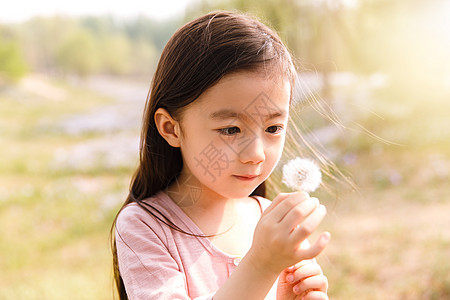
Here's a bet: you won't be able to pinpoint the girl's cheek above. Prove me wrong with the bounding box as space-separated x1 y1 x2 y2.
268 136 285 157
191 140 236 181
266 139 285 171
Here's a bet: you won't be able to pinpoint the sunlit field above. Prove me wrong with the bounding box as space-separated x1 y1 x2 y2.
272 72 450 299
1 71 448 299
0 75 135 299
315 80 450 299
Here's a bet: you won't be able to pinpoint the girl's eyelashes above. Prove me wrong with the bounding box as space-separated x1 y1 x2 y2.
217 126 241 136
266 125 284 134
216 125 284 136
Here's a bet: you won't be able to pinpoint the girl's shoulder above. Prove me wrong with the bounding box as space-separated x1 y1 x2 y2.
115 191 172 232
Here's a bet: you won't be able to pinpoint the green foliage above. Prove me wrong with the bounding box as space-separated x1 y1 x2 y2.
56 28 101 77
20 16 78 73
0 15 177 78
99 34 131 75
0 36 28 81
128 38 159 76
121 15 181 51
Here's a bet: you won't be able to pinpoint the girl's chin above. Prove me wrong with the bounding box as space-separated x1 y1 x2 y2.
219 185 263 199
198 175 266 199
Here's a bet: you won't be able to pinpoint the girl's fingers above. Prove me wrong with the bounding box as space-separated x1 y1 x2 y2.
265 192 310 223
290 205 327 244
288 262 322 283
294 274 328 295
279 197 320 231
294 232 330 261
262 192 292 216
287 258 313 272
300 290 329 300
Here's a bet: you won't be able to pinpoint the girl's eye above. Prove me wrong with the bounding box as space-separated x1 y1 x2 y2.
266 125 284 134
218 127 241 136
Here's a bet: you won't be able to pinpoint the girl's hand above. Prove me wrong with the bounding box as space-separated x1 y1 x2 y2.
277 260 329 300
246 192 330 275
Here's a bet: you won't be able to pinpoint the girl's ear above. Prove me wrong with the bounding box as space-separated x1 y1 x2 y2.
154 108 181 147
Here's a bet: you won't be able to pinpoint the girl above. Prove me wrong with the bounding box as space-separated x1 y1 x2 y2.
112 11 330 300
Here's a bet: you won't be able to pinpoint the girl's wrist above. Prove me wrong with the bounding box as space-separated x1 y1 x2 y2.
213 249 280 300
243 248 282 279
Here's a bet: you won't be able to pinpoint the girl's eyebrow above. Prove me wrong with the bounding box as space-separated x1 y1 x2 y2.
209 109 241 120
209 109 286 121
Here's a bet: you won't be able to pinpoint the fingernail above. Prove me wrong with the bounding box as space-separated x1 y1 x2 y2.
323 232 331 242
293 285 300 294
312 197 320 206
286 274 294 283
319 204 327 213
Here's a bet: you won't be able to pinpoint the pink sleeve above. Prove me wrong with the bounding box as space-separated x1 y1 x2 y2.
115 205 214 300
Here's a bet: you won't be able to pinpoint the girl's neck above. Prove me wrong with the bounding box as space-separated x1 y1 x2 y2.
166 171 245 237
165 170 234 210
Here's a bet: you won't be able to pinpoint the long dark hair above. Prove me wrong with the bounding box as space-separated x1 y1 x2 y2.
111 11 296 299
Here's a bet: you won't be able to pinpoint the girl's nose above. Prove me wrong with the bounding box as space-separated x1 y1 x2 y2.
238 135 265 164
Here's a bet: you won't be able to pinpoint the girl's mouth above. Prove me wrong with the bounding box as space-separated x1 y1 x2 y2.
233 174 259 181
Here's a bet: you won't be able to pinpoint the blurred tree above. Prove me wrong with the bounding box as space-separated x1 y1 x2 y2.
19 16 77 74
0 36 28 81
81 15 177 77
1 14 182 78
55 28 101 77
100 34 132 75
123 15 181 51
128 39 159 78
80 15 121 37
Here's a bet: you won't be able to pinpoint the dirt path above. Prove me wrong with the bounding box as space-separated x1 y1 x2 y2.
54 76 150 172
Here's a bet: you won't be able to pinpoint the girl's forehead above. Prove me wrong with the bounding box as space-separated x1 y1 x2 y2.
192 72 291 113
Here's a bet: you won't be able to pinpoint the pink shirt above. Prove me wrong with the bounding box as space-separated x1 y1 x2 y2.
115 191 277 299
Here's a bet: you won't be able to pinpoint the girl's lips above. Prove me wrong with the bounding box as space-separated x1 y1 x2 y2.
233 174 259 181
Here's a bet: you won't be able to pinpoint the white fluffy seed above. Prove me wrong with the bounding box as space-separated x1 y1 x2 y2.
282 157 322 193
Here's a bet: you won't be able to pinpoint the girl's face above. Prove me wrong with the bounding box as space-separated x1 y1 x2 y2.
177 71 290 200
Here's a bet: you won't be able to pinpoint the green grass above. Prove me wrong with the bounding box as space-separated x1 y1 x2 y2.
0 76 128 299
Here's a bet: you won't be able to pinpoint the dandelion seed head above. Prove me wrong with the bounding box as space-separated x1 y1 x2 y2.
282 157 322 193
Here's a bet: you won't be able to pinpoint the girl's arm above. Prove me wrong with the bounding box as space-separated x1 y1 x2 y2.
213 192 330 300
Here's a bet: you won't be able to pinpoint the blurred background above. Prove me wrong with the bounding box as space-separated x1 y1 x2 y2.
0 0 449 299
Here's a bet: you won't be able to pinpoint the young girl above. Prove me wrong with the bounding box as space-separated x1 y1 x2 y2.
112 11 330 300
